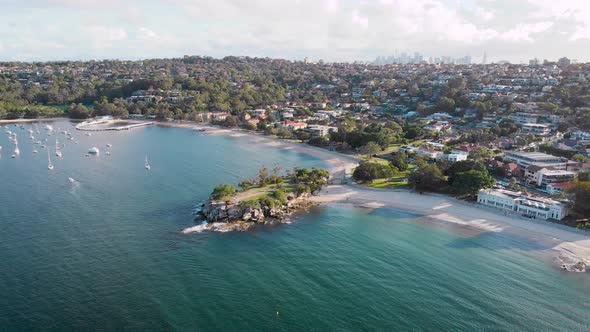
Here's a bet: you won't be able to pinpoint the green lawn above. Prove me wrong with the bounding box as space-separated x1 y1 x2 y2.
363 166 414 189
367 177 409 189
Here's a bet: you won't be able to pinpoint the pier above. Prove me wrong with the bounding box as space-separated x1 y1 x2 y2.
75 118 154 131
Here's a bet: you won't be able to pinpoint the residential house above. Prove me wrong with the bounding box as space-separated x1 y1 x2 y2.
521 123 551 136
306 125 338 137
280 121 307 131
545 182 573 195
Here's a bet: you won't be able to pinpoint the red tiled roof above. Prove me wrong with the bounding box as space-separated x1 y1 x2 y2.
503 162 519 171
549 182 573 189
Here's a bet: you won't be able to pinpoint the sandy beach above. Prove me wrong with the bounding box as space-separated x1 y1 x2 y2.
311 184 590 267
0 117 69 124
157 120 590 266
153 120 361 177
40 118 590 267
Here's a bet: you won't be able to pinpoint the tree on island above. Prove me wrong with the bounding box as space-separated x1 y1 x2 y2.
239 179 254 191
210 184 236 200
257 166 270 186
290 167 330 193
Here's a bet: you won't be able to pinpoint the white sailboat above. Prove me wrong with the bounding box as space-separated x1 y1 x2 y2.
47 149 54 170
55 138 62 158
145 155 151 170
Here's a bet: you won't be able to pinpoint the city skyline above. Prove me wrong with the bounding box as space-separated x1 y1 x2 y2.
0 0 589 63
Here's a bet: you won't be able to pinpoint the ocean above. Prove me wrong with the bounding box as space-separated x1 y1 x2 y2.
1 120 589 330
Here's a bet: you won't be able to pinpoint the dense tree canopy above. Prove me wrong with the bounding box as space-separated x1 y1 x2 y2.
352 162 397 183
408 164 446 192
451 170 495 197
210 184 237 200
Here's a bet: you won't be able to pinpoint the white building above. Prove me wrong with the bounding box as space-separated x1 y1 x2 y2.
510 112 539 125
504 151 567 169
525 166 576 187
442 153 468 163
521 123 551 136
306 125 337 137
477 188 568 220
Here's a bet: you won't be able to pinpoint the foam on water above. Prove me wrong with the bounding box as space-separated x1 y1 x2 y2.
182 222 209 234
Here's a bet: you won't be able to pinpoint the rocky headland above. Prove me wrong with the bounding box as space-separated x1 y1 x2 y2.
186 166 330 233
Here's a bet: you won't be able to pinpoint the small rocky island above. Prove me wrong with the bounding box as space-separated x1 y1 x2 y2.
191 165 330 232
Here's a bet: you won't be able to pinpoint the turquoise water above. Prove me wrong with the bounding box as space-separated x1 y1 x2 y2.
1 120 590 330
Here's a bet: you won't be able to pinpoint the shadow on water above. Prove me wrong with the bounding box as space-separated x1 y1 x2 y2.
446 231 554 252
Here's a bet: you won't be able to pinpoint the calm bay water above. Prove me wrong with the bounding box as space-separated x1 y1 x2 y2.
1 120 590 330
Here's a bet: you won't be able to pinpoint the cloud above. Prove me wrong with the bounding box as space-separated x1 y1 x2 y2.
87 26 128 41
0 0 588 62
351 9 368 29
500 21 554 42
138 27 157 40
474 7 495 21
526 0 590 40
324 0 340 13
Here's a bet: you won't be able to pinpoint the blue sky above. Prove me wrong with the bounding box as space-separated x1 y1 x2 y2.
0 0 589 63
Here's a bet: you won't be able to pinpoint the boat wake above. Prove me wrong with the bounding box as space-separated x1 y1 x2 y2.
182 222 209 234
182 221 254 234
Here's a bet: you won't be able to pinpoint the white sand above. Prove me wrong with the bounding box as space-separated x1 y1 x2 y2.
0 117 69 124
156 120 590 266
312 184 590 265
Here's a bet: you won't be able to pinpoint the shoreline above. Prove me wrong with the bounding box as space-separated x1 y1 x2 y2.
311 184 590 268
21 117 590 268
0 117 70 124
149 120 590 266
148 120 362 177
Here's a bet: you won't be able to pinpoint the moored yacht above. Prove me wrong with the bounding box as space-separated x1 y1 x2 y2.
47 149 54 170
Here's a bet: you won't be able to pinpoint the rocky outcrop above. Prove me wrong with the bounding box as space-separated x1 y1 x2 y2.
557 254 589 273
195 193 314 230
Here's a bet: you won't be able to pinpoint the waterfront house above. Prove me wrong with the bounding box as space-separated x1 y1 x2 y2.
477 188 568 220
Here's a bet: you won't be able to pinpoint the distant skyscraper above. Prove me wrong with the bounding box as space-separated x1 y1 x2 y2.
483 50 487 65
373 52 471 65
